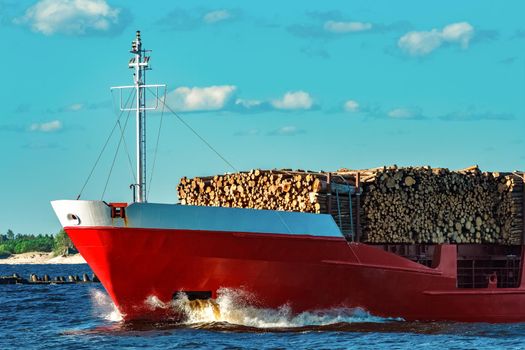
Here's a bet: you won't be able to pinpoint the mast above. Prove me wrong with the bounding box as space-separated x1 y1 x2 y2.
111 31 165 203
130 30 147 203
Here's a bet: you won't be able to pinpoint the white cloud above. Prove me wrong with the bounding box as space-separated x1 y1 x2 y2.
387 108 424 120
14 0 120 35
234 98 263 109
203 9 232 24
271 91 313 110
68 103 84 111
324 20 372 33
30 120 62 132
279 126 298 134
398 22 474 56
441 22 474 48
166 85 237 112
439 109 514 122
398 30 442 56
343 100 359 112
160 87 315 113
234 128 261 136
269 125 305 136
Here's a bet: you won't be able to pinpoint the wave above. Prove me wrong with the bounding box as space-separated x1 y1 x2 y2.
89 289 123 322
146 288 400 329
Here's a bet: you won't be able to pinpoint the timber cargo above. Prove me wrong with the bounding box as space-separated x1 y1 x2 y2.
177 165 525 245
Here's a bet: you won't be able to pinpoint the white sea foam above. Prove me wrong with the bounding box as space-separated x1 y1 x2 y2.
145 295 168 310
147 288 399 328
89 289 124 322
90 287 399 327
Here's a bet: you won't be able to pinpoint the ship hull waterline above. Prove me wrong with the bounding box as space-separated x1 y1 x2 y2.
65 226 525 323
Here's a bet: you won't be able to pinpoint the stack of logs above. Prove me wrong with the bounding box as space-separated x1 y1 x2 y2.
177 169 332 213
357 166 523 245
176 166 524 245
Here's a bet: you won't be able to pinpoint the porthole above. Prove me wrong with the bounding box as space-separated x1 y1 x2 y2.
66 213 81 225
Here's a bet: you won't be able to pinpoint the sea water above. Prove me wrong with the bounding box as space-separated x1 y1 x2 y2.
0 264 524 350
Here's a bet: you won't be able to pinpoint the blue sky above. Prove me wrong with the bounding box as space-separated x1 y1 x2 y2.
1 0 525 235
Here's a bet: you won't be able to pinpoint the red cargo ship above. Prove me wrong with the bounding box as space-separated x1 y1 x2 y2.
52 32 525 323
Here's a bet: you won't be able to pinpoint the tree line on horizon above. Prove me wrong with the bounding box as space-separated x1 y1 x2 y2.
0 229 76 258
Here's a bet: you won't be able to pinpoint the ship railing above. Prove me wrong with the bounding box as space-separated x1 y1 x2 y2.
457 254 521 288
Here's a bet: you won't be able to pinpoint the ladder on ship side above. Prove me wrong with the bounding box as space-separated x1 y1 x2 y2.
331 182 356 241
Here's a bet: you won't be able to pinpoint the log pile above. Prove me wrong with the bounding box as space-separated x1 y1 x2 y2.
177 169 333 213
176 166 524 245
358 166 523 245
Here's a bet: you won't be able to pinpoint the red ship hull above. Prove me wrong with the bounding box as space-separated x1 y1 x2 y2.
66 226 525 323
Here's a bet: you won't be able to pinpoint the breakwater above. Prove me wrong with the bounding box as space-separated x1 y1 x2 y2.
0 273 100 284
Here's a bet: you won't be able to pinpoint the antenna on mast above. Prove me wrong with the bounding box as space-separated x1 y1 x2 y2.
111 31 166 203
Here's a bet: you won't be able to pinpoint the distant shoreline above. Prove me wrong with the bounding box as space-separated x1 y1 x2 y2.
0 252 86 265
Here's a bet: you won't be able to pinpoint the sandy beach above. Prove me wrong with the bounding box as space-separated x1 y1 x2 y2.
0 252 86 265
